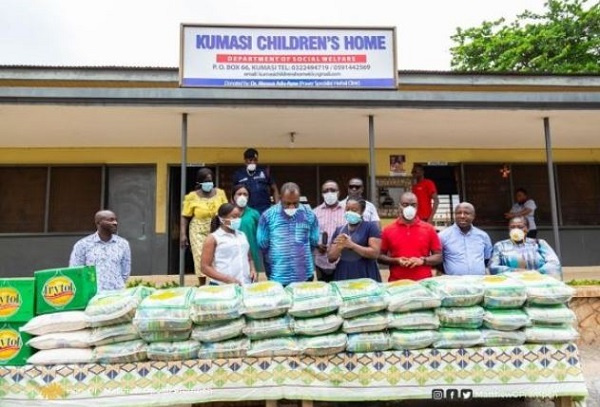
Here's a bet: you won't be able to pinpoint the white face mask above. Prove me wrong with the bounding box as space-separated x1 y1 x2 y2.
284 208 298 217
323 192 338 206
402 205 417 221
510 228 526 242
247 163 257 172
235 195 248 208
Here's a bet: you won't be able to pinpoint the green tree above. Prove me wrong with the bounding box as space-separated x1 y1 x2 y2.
450 0 600 73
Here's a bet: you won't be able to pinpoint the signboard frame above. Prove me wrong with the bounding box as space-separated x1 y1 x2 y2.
180 24 398 90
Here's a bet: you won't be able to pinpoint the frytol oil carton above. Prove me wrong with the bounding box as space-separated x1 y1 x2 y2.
34 266 97 315
0 322 32 366
0 278 35 322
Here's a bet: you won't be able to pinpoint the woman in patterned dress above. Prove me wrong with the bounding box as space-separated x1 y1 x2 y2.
180 168 227 285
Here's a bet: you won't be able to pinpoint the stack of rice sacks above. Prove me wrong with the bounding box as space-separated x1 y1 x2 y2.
23 286 154 365
508 271 578 344
241 281 297 357
190 284 249 359
422 276 486 348
132 287 198 361
331 279 390 353
286 281 344 356
385 280 442 350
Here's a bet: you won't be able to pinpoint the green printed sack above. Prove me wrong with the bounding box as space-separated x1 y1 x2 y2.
481 275 527 309
525 325 579 343
332 279 388 318
342 311 389 334
388 310 439 330
524 304 576 326
147 340 200 361
198 337 249 359
385 280 441 313
346 332 391 353
433 328 483 349
85 286 155 327
247 337 300 357
507 271 575 305
140 330 191 343
292 313 343 336
89 323 140 346
133 287 194 332
243 315 294 340
286 281 341 317
421 276 484 307
192 318 246 343
483 309 530 331
390 330 439 350
94 339 148 364
242 282 291 319
481 329 526 347
437 306 484 329
190 284 243 323
298 333 347 356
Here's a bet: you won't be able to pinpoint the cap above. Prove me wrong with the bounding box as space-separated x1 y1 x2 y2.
244 148 258 159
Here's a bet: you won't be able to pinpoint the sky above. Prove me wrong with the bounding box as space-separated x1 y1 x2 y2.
0 0 548 70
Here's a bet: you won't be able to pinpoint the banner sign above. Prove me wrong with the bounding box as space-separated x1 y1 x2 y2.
180 25 397 89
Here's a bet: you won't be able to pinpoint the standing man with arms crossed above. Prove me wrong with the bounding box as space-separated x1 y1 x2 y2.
411 164 439 224
232 148 279 214
439 202 493 276
378 192 442 281
313 180 346 282
69 210 131 292
505 188 537 238
257 182 320 286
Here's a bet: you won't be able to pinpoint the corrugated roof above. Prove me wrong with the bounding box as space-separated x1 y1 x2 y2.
1 65 599 77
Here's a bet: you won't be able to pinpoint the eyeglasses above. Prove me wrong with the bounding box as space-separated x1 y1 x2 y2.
348 185 362 190
322 188 338 193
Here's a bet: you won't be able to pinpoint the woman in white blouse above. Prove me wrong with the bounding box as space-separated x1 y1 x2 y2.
201 203 256 285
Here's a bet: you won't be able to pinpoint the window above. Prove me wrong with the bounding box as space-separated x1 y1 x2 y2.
0 166 103 233
557 164 600 226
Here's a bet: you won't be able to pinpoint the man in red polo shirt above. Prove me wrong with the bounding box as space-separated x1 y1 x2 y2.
411 164 439 223
379 192 442 281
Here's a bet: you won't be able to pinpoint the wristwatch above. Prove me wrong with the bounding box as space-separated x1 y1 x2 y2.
421 256 428 266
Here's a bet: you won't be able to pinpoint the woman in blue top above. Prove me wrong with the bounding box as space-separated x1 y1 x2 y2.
327 198 382 281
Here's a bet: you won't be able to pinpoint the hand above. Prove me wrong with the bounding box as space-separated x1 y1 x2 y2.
317 244 327 254
333 234 348 246
405 257 425 268
396 257 409 267
180 235 189 248
504 212 513 219
249 269 257 283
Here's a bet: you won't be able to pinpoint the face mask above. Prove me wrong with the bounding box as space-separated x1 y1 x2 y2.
235 195 248 208
345 211 362 225
403 206 417 221
323 192 338 206
510 228 525 242
247 163 257 172
200 182 213 192
229 218 242 231
284 208 297 217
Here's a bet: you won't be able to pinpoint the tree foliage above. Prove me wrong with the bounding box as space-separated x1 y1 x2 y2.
450 0 600 73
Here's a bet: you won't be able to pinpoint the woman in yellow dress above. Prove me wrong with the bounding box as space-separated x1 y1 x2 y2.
180 168 227 285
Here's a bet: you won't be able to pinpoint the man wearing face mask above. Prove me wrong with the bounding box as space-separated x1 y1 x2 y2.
378 192 442 281
312 180 346 282
257 182 320 286
489 216 561 280
340 178 381 230
232 148 279 214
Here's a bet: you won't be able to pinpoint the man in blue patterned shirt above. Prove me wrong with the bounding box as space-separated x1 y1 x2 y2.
69 210 131 291
257 182 319 285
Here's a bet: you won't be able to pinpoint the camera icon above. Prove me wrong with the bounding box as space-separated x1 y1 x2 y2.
432 389 444 401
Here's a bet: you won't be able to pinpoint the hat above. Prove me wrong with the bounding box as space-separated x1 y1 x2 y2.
244 148 258 159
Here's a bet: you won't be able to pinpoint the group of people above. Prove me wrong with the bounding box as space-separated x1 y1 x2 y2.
67 148 560 292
